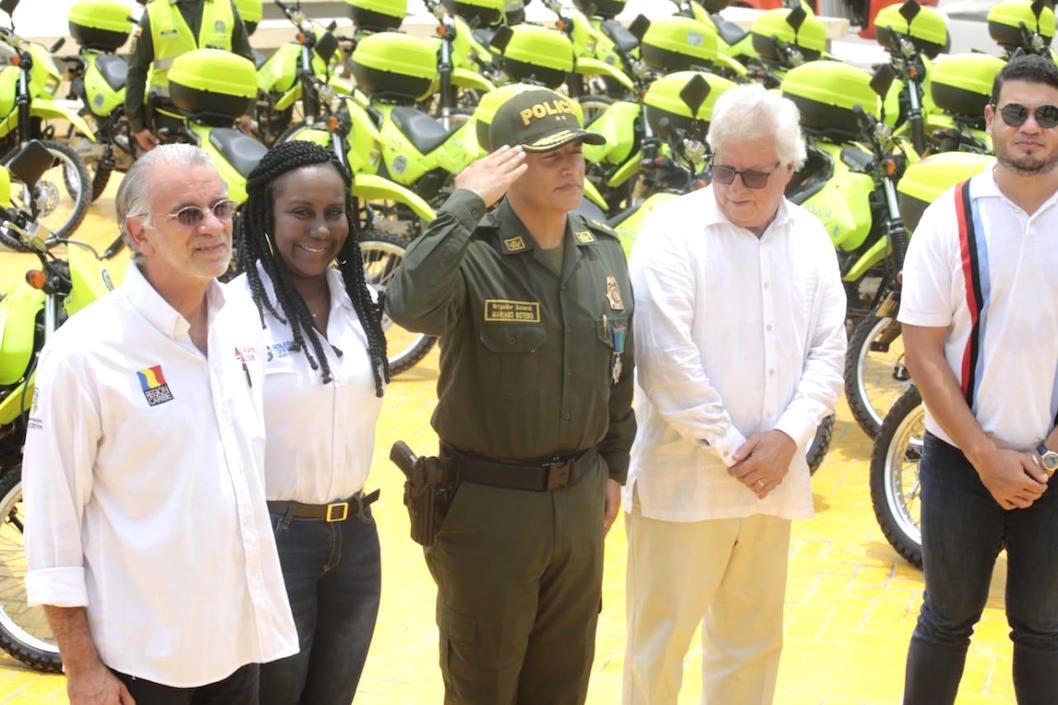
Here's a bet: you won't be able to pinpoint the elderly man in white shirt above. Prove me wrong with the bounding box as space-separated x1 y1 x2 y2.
22 144 297 705
622 83 847 705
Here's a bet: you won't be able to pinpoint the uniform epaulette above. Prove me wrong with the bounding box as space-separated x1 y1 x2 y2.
585 217 619 239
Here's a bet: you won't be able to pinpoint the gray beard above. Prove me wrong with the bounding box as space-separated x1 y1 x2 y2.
996 151 1058 176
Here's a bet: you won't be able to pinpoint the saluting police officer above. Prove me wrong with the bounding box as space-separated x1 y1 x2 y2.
386 88 636 705
126 0 254 152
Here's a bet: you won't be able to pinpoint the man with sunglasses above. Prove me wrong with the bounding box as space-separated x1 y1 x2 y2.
898 54 1058 705
622 83 846 704
22 144 297 705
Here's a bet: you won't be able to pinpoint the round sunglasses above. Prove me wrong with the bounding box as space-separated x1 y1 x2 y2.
137 199 236 229
710 162 779 190
996 102 1058 129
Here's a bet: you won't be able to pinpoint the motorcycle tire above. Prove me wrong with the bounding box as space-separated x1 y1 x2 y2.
869 386 924 568
807 413 835 476
88 160 112 202
0 467 63 673
7 140 91 240
357 230 436 376
845 313 910 439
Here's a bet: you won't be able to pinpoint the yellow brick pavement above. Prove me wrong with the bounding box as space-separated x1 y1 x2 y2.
0 191 1016 704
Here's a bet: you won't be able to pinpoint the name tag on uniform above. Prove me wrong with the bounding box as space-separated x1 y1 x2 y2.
484 299 541 323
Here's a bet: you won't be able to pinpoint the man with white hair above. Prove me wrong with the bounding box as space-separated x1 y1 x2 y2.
22 144 297 705
621 83 847 704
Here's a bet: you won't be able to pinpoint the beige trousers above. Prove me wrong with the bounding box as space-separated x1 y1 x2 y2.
622 503 792 705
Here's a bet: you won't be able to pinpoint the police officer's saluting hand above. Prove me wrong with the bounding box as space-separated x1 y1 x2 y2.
385 88 635 705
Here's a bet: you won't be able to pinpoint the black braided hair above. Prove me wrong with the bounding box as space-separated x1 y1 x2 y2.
235 140 388 396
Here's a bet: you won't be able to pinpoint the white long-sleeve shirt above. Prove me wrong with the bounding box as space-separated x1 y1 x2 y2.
22 263 297 687
228 267 383 504
625 186 847 522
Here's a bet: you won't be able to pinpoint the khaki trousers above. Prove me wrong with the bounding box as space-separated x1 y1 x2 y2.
622 503 792 705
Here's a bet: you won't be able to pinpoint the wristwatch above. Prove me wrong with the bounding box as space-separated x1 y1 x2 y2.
1037 443 1058 477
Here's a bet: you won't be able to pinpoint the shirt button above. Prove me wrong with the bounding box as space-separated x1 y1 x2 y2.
563 412 571 421
769 369 775 376
766 324 774 332
566 369 573 377
763 281 769 289
566 326 573 334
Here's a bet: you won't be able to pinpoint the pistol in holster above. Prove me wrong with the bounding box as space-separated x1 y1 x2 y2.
389 441 454 547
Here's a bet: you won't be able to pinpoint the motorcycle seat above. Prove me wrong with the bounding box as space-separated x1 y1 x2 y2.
96 55 128 92
391 107 457 155
712 15 749 48
208 128 269 179
601 20 639 54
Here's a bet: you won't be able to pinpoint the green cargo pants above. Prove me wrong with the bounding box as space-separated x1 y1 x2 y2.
424 455 607 705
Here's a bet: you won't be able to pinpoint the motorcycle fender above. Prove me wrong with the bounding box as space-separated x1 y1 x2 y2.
286 125 331 147
65 245 116 317
802 180 865 250
607 149 642 188
450 68 495 93
274 85 301 111
0 283 45 387
844 237 889 282
583 178 607 211
353 174 436 223
30 100 96 141
574 57 635 91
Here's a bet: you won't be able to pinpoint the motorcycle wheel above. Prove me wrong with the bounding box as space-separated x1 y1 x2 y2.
845 313 910 439
577 95 613 127
869 386 924 567
88 161 112 202
358 230 436 376
807 413 835 476
7 140 90 239
0 467 63 673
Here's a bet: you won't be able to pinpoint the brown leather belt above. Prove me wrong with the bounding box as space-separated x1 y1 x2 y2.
450 446 598 492
267 489 380 523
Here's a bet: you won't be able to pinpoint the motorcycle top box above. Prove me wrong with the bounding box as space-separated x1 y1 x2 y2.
781 61 879 141
643 70 735 135
168 49 257 124
352 32 438 101
639 16 720 72
572 0 627 19
987 0 1054 50
750 7 827 62
874 2 949 58
347 0 407 32
68 0 134 52
491 25 574 90
929 53 1005 125
897 151 994 231
444 0 505 26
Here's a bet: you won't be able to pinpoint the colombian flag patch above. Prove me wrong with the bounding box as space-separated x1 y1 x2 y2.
137 365 174 406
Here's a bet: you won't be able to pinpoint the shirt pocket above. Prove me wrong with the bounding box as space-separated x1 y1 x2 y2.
478 323 547 398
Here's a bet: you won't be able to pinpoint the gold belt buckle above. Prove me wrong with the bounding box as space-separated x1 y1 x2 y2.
325 502 349 523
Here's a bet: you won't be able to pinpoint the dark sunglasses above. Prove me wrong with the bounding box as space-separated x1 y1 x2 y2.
710 162 779 190
996 102 1058 129
140 199 236 229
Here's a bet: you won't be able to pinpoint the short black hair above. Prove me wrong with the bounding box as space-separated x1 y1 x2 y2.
991 54 1058 104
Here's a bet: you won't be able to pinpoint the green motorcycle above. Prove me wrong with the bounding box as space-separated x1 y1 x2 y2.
670 0 758 64
542 0 637 100
846 151 993 439
0 140 120 673
987 0 1056 61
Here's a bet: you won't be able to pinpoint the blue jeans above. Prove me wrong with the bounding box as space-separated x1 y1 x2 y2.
260 507 382 705
903 433 1058 705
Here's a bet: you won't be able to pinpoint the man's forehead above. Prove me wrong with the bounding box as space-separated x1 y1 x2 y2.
147 164 226 209
998 79 1058 105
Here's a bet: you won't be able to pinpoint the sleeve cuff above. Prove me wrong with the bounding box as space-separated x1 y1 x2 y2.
25 567 88 608
704 425 747 467
774 411 815 451
897 308 950 327
440 190 487 233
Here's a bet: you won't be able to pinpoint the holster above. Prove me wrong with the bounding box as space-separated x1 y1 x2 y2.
389 441 455 547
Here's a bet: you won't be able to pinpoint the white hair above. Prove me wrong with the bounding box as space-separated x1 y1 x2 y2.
707 83 807 169
115 144 216 262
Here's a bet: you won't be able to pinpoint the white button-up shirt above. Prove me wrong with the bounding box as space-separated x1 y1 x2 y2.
23 263 297 688
228 267 383 504
899 170 1058 450
625 185 847 522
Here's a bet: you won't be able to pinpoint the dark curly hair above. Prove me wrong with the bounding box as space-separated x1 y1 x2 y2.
235 140 388 396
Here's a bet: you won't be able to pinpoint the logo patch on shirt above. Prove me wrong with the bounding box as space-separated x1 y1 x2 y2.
575 230 596 244
266 340 297 362
234 346 257 363
27 388 42 430
137 365 174 407
484 299 541 323
605 275 625 310
503 236 527 253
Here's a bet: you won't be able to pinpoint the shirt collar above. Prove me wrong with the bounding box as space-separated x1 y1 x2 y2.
123 261 225 340
702 184 793 237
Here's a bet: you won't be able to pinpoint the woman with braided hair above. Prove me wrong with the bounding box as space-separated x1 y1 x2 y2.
228 140 387 705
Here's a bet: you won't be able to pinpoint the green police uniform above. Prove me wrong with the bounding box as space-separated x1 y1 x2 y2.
126 0 253 133
385 90 635 705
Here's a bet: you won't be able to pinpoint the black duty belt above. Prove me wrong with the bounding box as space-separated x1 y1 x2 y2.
267 489 380 523
452 446 598 492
